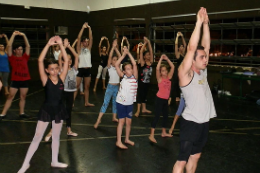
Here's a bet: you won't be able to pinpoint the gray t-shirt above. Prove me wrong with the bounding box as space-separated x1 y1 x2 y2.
64 67 78 92
180 68 216 123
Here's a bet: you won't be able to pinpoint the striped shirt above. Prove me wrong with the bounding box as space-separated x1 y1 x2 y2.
116 75 138 105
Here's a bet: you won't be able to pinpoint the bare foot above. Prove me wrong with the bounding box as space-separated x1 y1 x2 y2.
94 121 100 129
116 142 128 149
161 133 173 138
85 103 95 107
80 92 84 95
149 135 157 143
93 88 96 92
134 111 140 117
125 139 135 146
142 110 152 114
112 118 118 123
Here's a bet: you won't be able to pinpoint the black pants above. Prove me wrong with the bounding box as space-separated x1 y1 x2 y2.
151 96 169 128
171 68 181 99
136 82 150 104
63 91 74 127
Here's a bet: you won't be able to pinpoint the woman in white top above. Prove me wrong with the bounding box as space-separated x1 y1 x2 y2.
74 22 94 107
114 46 138 149
52 45 61 60
94 39 121 129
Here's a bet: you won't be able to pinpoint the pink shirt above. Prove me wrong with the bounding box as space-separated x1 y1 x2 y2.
156 77 171 99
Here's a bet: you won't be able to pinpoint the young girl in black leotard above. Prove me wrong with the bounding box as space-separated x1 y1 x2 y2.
18 36 69 173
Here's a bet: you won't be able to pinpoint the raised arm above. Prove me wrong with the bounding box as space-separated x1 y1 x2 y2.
121 36 126 54
175 32 180 59
77 22 88 54
105 37 110 55
66 41 79 70
136 43 143 64
127 50 138 80
180 32 187 54
87 24 93 51
140 40 147 66
2 34 9 53
156 56 163 83
107 39 117 67
57 37 69 82
99 37 104 56
7 31 19 56
115 49 127 78
164 55 175 79
71 39 78 49
19 32 30 55
38 36 57 86
146 37 153 63
201 9 210 58
178 8 205 79
58 50 63 69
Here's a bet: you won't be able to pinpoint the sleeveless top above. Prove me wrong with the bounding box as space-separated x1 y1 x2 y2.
37 77 68 123
79 48 92 68
176 54 184 67
108 65 120 84
0 53 9 72
156 77 171 99
100 54 108 68
53 50 61 61
180 69 216 123
116 75 138 105
64 67 78 92
138 63 153 83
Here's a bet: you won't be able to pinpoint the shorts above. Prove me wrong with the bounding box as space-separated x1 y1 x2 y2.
178 118 209 161
116 102 133 119
77 68 91 78
10 80 29 89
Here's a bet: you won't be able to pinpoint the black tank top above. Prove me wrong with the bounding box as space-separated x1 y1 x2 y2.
176 54 184 67
44 77 64 105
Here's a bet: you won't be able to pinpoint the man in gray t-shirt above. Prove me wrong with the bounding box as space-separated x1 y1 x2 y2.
172 8 216 173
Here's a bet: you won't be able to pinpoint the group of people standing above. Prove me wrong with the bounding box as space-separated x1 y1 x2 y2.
0 7 216 173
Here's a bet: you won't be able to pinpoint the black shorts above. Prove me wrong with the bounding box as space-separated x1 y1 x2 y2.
77 68 91 78
178 118 209 161
10 80 29 89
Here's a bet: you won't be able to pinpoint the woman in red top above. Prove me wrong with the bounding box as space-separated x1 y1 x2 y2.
0 31 31 118
149 54 175 143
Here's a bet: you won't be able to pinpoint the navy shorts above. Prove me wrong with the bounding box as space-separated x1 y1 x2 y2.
116 102 133 119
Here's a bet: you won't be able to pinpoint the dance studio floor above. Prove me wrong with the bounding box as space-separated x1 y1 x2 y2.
0 80 260 173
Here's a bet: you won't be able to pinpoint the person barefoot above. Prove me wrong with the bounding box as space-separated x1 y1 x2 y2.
149 54 174 143
94 39 121 129
114 46 137 149
134 37 153 117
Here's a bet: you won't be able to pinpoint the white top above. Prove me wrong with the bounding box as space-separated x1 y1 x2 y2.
108 65 120 84
116 75 137 105
53 50 61 61
180 68 216 123
79 48 92 68
64 67 78 92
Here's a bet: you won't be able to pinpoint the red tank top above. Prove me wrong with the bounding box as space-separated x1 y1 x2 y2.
156 77 171 99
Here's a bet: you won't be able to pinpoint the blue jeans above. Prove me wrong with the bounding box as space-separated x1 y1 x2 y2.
100 84 119 113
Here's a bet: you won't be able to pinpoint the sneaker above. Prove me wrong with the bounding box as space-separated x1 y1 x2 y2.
51 162 68 168
19 114 30 118
0 114 6 118
45 132 52 142
67 131 78 137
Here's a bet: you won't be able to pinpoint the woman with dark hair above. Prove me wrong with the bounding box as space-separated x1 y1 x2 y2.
93 36 110 92
0 34 10 95
18 36 69 173
134 37 153 117
0 31 31 118
169 32 186 105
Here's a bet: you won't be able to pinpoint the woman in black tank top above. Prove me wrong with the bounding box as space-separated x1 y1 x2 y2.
93 36 110 92
18 37 70 172
169 32 186 105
